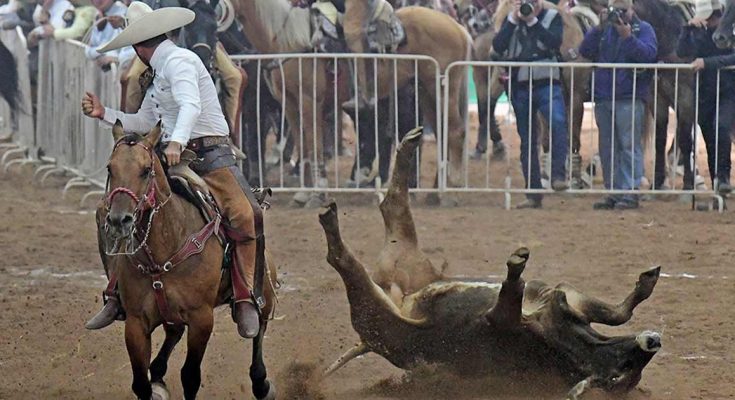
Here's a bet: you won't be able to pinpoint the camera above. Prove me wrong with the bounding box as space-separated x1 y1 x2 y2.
520 0 535 17
607 7 625 24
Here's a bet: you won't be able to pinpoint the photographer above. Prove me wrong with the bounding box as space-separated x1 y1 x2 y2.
677 0 733 195
579 0 657 210
493 0 569 209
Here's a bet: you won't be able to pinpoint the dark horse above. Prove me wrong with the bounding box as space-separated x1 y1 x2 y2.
714 0 735 48
101 122 277 400
633 0 697 189
0 40 20 115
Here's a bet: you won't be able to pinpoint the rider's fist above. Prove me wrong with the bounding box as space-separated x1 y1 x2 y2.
82 91 105 119
164 142 183 166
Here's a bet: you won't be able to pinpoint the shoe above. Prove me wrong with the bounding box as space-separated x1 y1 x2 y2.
515 198 542 209
593 196 616 210
85 297 124 330
614 200 639 210
718 180 732 195
233 300 260 339
551 180 569 191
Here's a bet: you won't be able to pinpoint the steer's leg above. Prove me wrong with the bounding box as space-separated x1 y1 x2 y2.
557 266 661 326
324 342 369 377
485 248 530 327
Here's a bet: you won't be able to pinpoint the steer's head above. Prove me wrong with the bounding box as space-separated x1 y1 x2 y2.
531 286 661 392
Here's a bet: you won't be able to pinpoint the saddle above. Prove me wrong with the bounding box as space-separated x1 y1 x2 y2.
310 2 348 53
365 0 406 53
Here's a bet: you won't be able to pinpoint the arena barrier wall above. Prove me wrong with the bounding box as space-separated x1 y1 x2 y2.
444 60 726 210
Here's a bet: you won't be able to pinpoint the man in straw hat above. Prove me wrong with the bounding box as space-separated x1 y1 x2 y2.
677 0 733 195
81 1 263 338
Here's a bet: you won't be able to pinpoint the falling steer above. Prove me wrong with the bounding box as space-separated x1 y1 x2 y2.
318 127 662 399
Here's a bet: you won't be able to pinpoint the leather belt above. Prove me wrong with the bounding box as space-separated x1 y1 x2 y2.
187 136 231 151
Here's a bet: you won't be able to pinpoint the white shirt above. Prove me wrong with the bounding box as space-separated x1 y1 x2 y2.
102 40 229 146
85 2 135 65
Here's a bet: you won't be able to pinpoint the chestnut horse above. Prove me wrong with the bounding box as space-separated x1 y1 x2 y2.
100 121 277 400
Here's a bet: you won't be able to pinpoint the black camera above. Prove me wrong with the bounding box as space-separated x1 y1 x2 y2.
607 7 625 24
520 0 535 17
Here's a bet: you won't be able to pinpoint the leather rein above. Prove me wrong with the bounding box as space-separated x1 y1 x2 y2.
104 138 221 325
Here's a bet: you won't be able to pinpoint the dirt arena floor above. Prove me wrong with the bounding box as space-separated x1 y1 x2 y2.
1 153 734 400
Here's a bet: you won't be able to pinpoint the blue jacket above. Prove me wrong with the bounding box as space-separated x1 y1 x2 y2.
579 17 658 102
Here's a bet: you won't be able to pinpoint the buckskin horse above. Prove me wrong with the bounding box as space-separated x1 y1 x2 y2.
99 121 277 400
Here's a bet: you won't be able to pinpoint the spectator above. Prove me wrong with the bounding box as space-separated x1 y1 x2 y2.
85 0 134 70
677 0 733 195
27 0 96 45
492 0 570 209
0 0 36 33
579 0 657 210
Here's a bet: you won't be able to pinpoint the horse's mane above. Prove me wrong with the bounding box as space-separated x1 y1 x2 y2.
0 40 20 113
253 0 312 52
634 0 687 59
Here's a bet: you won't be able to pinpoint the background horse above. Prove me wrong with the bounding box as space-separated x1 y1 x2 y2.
633 0 697 189
343 0 473 196
0 40 20 115
714 0 735 48
101 122 277 400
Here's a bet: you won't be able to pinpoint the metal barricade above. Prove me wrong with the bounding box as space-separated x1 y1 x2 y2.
229 53 443 199
444 60 726 210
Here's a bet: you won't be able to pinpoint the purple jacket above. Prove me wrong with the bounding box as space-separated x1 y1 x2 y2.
579 17 658 102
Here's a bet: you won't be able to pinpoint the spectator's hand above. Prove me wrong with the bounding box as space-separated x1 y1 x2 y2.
41 23 53 38
96 56 118 68
512 0 522 21
691 58 705 72
107 15 125 29
614 20 632 38
81 91 105 119
688 17 707 28
163 142 182 166
27 30 41 47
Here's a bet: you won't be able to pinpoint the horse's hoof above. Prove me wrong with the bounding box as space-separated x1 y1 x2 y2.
151 382 170 400
256 382 276 400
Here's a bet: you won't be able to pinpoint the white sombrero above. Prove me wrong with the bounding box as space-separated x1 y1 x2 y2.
97 1 195 53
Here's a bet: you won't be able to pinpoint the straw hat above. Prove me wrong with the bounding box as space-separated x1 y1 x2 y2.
96 1 194 52
694 0 722 20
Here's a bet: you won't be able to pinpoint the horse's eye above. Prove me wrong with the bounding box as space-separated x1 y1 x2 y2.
141 167 152 178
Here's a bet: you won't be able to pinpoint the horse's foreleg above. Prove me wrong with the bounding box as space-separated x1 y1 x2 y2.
181 311 214 400
150 323 185 384
125 317 152 400
250 322 275 400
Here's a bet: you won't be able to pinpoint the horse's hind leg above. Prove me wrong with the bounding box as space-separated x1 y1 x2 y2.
250 322 275 400
181 310 214 400
125 317 152 400
150 323 185 384
557 266 661 326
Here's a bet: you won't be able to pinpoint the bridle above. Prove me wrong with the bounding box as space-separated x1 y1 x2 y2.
104 138 171 259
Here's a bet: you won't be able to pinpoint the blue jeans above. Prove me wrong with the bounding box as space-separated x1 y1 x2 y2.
510 81 569 200
594 99 645 203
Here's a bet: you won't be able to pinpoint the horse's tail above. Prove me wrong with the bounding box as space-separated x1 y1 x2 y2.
0 40 20 113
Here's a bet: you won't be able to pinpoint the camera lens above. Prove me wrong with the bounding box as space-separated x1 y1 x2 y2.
520 2 533 16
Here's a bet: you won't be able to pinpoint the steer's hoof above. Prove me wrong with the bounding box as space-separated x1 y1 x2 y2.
506 254 526 281
635 266 661 300
151 382 169 400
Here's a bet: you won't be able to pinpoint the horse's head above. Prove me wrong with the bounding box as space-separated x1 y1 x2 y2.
180 0 219 71
105 121 168 242
455 0 497 35
714 0 735 48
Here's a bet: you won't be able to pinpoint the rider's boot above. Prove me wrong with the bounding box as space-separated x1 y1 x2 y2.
85 275 125 330
231 244 260 338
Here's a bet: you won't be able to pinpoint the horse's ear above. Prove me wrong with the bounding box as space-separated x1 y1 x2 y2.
112 119 125 141
144 120 164 148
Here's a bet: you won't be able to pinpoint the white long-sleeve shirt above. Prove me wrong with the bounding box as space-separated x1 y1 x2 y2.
102 40 229 146
85 2 134 65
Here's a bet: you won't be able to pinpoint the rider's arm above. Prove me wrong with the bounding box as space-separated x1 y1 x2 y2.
101 93 157 133
167 56 202 147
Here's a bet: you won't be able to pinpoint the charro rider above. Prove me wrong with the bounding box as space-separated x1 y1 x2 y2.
81 1 262 338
